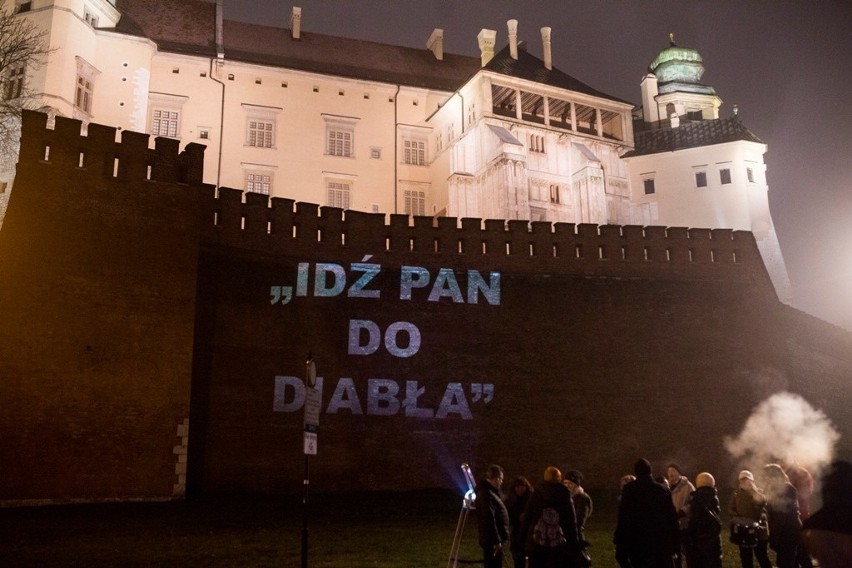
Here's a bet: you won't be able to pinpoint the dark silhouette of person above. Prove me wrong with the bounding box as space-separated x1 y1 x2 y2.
521 466 580 568
475 464 511 568
802 460 852 568
505 475 534 568
614 458 679 568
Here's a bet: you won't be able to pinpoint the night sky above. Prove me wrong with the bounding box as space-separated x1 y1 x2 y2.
226 1 852 328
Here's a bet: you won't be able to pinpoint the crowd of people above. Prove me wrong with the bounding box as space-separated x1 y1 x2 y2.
474 458 852 568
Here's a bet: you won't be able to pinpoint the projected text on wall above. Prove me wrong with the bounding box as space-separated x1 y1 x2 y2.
271 257 500 420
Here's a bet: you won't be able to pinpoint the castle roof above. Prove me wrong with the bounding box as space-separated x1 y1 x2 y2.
484 43 630 105
622 116 764 157
113 0 624 101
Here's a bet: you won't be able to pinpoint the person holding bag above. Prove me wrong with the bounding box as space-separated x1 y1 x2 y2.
730 470 772 568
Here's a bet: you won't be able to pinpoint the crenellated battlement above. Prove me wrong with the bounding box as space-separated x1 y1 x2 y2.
18 110 205 185
200 187 771 286
13 111 774 290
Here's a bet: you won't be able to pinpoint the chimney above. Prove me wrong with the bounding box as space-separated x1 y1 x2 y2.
477 29 497 66
290 6 302 40
507 20 518 60
540 27 552 70
640 73 659 123
215 0 224 60
427 28 444 60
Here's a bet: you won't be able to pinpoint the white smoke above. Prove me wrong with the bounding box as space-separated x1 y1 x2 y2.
724 391 840 475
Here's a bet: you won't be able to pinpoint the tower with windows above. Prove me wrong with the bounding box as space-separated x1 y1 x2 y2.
622 36 790 301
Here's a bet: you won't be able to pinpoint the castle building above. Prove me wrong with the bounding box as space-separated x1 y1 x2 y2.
0 0 788 298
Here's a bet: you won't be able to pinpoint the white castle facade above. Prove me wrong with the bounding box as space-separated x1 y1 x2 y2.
0 0 790 300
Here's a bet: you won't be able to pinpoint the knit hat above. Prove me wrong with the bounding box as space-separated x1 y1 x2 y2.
739 470 754 481
566 470 583 485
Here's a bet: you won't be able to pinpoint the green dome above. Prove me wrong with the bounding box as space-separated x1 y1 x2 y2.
649 45 705 84
648 37 715 96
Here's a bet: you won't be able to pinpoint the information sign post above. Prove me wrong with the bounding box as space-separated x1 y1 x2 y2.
301 354 318 568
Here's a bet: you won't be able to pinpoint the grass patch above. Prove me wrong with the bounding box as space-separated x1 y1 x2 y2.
1 489 753 567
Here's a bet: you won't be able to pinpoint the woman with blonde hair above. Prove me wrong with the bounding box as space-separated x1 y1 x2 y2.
685 472 722 568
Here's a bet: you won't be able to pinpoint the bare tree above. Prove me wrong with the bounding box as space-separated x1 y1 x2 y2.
0 6 52 174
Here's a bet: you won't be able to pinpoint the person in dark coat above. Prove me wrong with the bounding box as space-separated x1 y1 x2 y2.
802 460 852 568
730 469 772 568
614 458 679 568
475 464 511 568
685 472 722 568
564 469 593 547
762 463 802 568
505 475 534 568
521 466 580 568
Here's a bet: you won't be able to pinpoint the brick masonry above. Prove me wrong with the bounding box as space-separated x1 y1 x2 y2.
0 111 850 503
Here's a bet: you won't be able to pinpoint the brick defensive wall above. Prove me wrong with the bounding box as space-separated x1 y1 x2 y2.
0 112 849 503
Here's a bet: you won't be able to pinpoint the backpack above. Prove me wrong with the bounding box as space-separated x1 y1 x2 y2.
533 507 566 547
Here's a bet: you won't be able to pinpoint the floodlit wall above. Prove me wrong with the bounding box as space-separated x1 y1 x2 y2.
1 113 850 503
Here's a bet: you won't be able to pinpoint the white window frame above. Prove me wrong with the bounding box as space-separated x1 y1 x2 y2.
148 92 188 139
243 104 281 149
3 63 25 100
245 171 272 195
403 138 427 166
404 189 426 216
74 56 99 117
323 114 359 158
326 179 352 209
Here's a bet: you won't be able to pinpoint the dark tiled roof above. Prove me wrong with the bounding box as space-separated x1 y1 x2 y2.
623 116 765 157
114 1 627 101
115 0 218 56
222 21 481 92
484 43 631 105
115 0 479 91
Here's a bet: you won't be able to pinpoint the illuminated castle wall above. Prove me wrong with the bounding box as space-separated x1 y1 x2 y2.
0 112 850 504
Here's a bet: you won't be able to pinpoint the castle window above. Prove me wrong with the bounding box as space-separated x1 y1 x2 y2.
3 64 25 100
403 138 426 165
243 104 281 149
74 57 99 116
720 168 732 185
404 190 426 216
529 134 545 153
327 180 351 209
747 167 755 183
695 171 707 188
248 120 274 148
76 77 92 112
148 93 188 139
151 109 179 138
549 184 560 204
245 171 272 195
323 114 358 158
687 110 702 121
328 129 352 157
84 8 99 27
370 147 382 160
17 2 31 13
643 178 655 195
